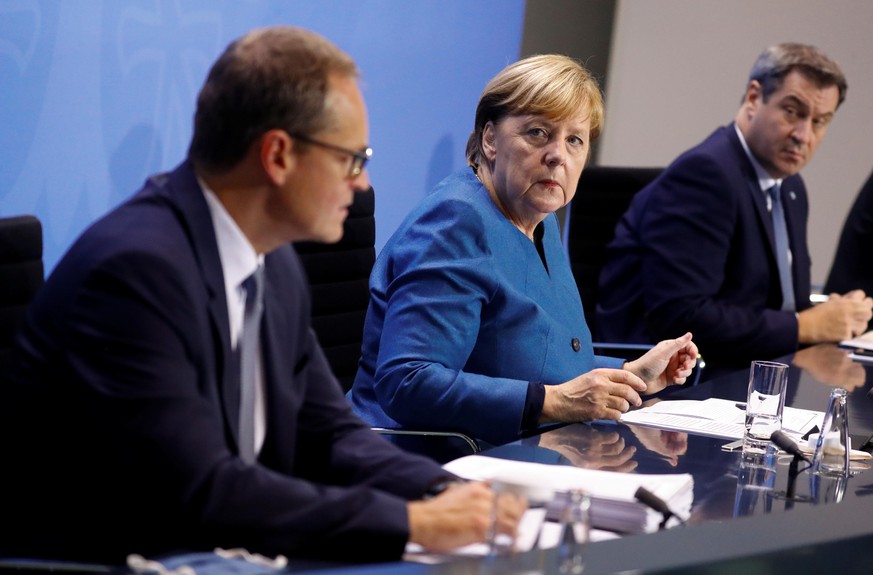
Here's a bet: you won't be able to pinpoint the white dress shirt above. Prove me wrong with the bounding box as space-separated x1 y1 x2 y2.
201 179 266 457
734 124 792 267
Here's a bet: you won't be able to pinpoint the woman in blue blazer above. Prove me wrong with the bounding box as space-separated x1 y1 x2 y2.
347 55 698 446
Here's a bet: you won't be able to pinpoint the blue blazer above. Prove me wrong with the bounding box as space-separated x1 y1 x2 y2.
1 162 447 563
596 125 811 370
347 169 621 446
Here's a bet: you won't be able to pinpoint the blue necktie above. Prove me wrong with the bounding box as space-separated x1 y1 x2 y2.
768 184 795 312
238 265 264 464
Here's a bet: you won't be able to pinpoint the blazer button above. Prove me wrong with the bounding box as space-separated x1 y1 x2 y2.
571 337 581 352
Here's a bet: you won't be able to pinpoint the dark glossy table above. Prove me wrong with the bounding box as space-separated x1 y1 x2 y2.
5 345 872 574
287 344 873 574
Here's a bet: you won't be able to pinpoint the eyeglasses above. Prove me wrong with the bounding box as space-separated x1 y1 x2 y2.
290 133 373 178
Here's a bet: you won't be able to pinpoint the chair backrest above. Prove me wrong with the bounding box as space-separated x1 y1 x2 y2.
293 191 483 460
564 166 662 333
294 188 375 393
0 215 44 375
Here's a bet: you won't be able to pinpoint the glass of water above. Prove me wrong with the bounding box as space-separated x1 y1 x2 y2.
743 360 789 453
811 387 850 477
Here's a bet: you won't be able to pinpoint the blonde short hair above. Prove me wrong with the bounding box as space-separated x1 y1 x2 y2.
466 54 604 168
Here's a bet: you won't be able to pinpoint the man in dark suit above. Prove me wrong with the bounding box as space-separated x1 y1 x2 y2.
596 43 872 375
0 26 522 564
826 168 873 332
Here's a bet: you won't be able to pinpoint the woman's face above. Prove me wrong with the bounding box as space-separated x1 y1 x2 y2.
482 111 591 235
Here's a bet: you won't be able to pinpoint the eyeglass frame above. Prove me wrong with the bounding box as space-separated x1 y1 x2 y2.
290 132 373 179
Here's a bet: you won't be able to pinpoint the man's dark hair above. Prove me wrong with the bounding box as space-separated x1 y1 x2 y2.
188 26 358 172
747 42 847 108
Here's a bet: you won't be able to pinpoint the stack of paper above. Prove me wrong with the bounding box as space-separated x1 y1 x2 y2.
442 454 693 535
404 511 621 562
839 330 873 363
619 398 823 440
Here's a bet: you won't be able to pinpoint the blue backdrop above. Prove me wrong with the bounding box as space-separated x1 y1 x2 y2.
1 1 525 272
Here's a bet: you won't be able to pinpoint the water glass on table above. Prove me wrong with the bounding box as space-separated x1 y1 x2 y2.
549 489 590 574
525 488 591 573
743 360 789 453
487 479 589 573
487 477 551 556
809 389 849 505
733 449 778 517
811 387 850 477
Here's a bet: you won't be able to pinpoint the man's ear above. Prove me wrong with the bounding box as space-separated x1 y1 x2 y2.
260 129 294 185
744 80 763 112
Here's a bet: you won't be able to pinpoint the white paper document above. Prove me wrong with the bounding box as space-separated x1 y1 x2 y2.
440 454 693 535
848 352 873 365
840 330 873 351
619 398 823 440
404 513 619 562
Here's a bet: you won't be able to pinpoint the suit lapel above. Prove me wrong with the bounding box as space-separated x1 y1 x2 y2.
258 249 303 472
163 162 242 448
724 126 779 257
780 177 804 291
723 126 809 305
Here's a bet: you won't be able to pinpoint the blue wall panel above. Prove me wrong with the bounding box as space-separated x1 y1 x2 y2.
1 1 524 271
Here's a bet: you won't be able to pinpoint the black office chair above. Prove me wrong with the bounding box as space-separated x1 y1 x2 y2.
295 188 480 462
563 167 704 386
564 166 663 332
0 215 44 379
0 216 90 572
295 189 376 393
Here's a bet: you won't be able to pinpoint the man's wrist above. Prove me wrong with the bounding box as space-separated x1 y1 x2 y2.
423 477 463 499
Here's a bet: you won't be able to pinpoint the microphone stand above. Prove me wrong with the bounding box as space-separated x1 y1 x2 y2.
634 486 687 530
784 455 800 510
770 430 812 505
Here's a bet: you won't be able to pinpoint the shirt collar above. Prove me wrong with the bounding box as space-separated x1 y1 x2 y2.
733 123 782 193
198 177 262 289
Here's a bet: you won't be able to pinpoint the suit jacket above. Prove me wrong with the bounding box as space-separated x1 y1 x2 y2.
825 168 873 331
596 125 811 370
0 162 447 564
347 169 622 446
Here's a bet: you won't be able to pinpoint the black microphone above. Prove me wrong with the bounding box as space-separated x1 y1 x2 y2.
771 430 811 463
634 486 686 529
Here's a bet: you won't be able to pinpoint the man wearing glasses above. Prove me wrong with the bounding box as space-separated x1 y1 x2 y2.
2 27 522 564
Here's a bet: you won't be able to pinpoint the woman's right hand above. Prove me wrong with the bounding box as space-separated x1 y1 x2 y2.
540 368 647 423
537 425 638 472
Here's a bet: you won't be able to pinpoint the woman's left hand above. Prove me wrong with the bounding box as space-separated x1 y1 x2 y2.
624 332 698 395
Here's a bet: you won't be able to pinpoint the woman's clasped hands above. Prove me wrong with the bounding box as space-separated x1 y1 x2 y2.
541 332 698 423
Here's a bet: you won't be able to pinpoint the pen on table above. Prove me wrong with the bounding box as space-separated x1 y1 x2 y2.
735 402 746 410
721 439 744 451
801 425 820 441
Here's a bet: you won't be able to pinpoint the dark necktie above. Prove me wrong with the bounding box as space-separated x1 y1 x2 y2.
768 183 795 312
238 265 264 464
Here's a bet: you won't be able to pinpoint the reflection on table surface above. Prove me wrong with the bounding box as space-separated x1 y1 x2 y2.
280 344 873 573
487 343 873 529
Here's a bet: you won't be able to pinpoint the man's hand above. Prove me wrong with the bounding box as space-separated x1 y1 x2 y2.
407 481 526 553
798 290 873 343
792 343 867 391
624 332 698 394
